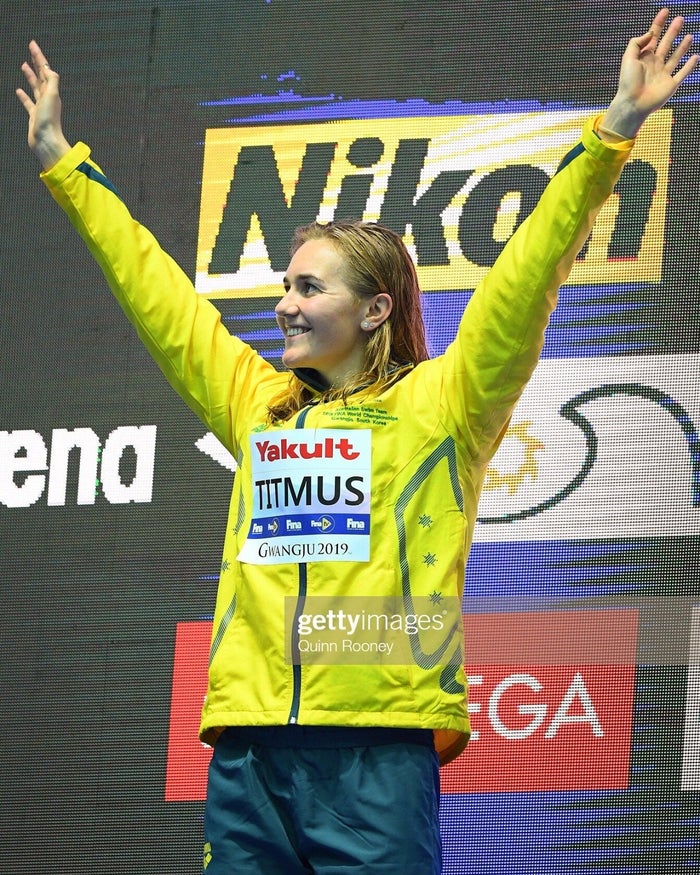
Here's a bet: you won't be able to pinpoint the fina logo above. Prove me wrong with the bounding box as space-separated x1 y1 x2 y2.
311 515 335 532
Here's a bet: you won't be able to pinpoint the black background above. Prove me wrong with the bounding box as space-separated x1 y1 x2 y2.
2 2 699 872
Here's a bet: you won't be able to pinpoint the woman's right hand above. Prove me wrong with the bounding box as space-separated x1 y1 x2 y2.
16 40 72 170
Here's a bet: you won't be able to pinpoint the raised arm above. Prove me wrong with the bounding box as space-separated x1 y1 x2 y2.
440 9 697 462
15 41 282 453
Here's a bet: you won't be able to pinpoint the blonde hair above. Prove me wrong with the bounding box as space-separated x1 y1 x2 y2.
267 220 428 422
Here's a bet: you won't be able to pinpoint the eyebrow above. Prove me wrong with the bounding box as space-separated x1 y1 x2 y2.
283 272 324 288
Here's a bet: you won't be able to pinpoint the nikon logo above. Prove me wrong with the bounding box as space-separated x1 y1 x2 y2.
195 110 671 298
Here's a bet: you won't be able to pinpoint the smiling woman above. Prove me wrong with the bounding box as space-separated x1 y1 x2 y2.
271 219 428 416
15 11 698 875
276 237 374 385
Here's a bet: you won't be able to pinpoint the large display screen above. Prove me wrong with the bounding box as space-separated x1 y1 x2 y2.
2 2 699 872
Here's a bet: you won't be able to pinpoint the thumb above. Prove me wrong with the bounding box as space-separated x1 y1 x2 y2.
627 27 655 57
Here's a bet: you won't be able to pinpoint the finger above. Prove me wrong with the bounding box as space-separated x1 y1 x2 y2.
28 40 54 84
15 87 35 115
20 59 39 91
657 15 686 59
671 52 700 87
636 7 670 51
665 32 694 71
29 39 50 71
651 7 671 37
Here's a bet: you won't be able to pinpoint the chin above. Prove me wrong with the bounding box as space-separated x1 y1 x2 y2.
282 351 309 371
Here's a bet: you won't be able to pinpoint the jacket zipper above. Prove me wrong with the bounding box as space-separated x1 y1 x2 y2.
287 404 313 724
288 562 308 723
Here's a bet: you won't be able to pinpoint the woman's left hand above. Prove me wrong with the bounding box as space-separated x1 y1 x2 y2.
602 8 698 139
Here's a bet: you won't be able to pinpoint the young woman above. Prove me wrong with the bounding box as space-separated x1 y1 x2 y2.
17 10 697 873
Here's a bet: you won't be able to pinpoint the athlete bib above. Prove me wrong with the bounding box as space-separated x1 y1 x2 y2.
237 428 372 565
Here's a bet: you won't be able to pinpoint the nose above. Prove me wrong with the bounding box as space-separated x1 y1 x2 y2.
275 290 300 318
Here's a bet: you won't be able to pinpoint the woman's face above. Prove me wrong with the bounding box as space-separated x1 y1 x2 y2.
275 239 369 386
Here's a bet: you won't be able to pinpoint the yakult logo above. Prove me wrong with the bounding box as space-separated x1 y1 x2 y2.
255 436 360 462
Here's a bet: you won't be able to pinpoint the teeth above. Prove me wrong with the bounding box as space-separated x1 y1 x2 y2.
287 327 307 337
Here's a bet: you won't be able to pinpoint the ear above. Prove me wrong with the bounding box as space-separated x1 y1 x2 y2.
360 293 393 332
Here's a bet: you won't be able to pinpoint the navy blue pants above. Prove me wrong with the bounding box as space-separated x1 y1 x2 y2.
203 729 442 873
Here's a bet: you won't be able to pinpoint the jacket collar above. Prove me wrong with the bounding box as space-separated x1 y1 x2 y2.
292 367 331 393
292 362 415 396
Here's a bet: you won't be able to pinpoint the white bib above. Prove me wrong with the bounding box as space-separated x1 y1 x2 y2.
237 429 372 565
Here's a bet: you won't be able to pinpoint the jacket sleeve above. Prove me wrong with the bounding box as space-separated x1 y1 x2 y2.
439 115 634 464
40 143 280 454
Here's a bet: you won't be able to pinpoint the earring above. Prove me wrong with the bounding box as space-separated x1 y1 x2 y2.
362 320 373 330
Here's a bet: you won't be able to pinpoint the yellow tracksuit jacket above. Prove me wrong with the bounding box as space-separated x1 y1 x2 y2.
42 116 632 764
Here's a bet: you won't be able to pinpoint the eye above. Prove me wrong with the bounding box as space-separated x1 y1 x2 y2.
301 280 320 295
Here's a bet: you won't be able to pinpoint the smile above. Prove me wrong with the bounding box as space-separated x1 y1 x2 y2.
286 327 309 337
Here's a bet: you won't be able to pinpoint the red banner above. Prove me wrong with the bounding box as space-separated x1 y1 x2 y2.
165 621 212 802
165 609 638 800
